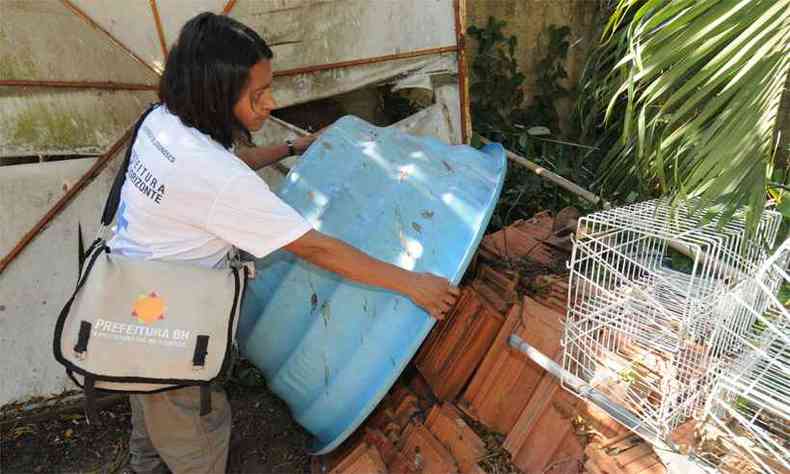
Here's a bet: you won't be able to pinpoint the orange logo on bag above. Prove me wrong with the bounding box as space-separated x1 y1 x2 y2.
132 292 166 325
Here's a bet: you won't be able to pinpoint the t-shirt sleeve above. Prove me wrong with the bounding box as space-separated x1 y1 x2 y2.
205 172 312 258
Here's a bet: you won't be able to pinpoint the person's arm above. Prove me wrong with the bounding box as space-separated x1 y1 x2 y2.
236 134 318 171
283 230 459 319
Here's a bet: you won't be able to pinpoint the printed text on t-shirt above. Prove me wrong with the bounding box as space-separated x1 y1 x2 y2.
143 125 177 163
128 150 166 204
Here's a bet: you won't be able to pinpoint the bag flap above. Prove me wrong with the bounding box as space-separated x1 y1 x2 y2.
56 250 240 384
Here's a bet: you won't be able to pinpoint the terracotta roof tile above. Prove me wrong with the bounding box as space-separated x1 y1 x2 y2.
425 403 486 474
399 422 459 474
415 288 505 401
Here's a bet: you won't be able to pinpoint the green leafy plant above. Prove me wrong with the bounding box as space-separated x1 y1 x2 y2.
468 18 593 229
588 0 790 231
467 17 526 141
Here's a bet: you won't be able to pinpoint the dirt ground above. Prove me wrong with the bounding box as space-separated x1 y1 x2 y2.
1 364 312 474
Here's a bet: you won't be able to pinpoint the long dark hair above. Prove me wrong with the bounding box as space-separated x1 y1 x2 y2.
159 12 273 149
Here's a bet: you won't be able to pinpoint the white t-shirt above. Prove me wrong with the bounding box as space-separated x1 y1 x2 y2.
109 105 312 268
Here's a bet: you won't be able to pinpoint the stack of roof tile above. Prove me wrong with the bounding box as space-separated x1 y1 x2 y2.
314 212 667 474
459 296 565 434
312 381 487 474
477 211 557 268
414 287 506 401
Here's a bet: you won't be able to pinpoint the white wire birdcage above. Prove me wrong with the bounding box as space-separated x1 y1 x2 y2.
702 237 789 474
561 198 782 439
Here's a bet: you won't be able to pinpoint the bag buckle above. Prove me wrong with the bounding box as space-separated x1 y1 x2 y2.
73 321 92 361
242 261 256 279
192 335 209 371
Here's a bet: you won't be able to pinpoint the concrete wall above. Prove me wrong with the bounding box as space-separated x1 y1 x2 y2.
466 0 603 134
0 0 463 407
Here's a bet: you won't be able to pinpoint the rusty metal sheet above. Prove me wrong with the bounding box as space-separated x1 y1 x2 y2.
0 152 126 404
62 1 457 83
157 0 228 55
231 0 456 72
0 88 156 157
67 0 227 74
0 1 158 84
272 53 456 108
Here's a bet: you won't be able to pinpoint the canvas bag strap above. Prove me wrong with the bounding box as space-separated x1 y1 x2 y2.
99 103 161 231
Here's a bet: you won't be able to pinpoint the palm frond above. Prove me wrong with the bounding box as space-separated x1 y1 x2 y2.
594 0 790 230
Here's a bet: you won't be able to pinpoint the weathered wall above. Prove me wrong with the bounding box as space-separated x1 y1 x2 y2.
0 100 461 407
0 0 462 406
466 0 603 133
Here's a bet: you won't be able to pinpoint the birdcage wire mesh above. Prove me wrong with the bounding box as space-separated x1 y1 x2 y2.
561 198 782 438
702 238 789 474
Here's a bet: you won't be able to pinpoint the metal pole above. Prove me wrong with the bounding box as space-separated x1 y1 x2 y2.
273 46 459 78
453 0 471 143
0 127 134 274
507 334 653 439
507 334 713 474
0 80 157 91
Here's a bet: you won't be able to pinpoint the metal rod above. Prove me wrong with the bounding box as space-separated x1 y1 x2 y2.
0 128 133 275
149 0 168 60
453 0 471 144
221 0 238 15
60 0 160 77
273 46 458 78
0 80 157 91
507 334 658 441
507 335 715 474
479 136 610 208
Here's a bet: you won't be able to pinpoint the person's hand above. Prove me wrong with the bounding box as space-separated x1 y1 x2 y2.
293 128 326 154
406 273 460 320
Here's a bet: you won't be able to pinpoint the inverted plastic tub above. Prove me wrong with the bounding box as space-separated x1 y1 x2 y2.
237 116 506 453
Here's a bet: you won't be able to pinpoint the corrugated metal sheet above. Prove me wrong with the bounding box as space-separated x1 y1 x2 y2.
0 88 156 157
231 0 456 71
67 0 228 74
272 53 456 108
0 1 158 84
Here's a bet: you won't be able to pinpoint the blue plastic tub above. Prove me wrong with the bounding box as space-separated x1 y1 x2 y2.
237 116 506 453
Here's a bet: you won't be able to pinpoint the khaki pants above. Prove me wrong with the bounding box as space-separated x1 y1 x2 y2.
129 385 231 474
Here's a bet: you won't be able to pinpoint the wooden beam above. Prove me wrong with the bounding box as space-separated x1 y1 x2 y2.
479 136 609 208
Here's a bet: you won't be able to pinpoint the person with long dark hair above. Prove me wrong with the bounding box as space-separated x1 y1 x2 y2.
112 12 459 474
